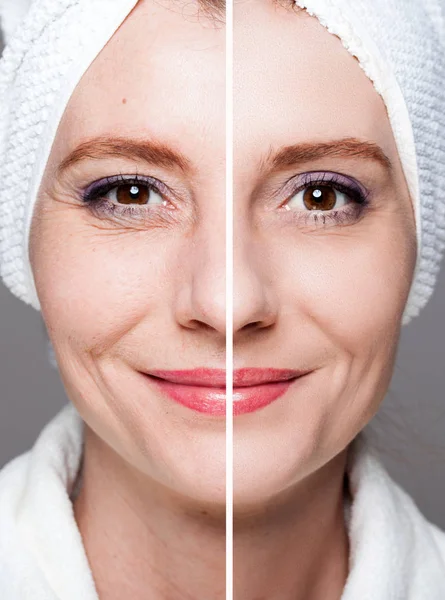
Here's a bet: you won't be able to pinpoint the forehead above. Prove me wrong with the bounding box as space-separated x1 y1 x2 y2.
52 0 225 163
234 0 396 161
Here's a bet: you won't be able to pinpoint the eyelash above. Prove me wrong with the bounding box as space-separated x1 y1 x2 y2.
81 174 173 220
281 171 370 228
80 171 369 229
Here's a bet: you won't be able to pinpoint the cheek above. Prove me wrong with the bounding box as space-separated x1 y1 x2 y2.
29 211 179 350
273 218 415 357
310 241 408 338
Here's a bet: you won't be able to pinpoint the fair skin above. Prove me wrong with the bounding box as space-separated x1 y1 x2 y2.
29 1 416 600
31 2 226 598
233 1 416 599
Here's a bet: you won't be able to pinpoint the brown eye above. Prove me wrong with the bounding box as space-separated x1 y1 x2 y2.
286 184 350 212
108 183 166 206
303 186 337 211
116 184 150 205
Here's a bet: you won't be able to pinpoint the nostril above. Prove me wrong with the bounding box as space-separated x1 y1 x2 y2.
242 321 262 331
183 319 223 332
240 319 275 333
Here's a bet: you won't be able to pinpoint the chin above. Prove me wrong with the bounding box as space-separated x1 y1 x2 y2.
158 459 227 515
129 422 228 511
232 415 336 512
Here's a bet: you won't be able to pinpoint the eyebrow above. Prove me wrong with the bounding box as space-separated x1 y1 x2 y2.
57 136 192 175
268 137 393 173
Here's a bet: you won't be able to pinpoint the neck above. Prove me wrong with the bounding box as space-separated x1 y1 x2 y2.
74 428 349 600
234 451 350 600
73 426 226 600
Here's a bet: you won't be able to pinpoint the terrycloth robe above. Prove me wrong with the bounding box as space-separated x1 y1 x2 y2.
0 403 444 599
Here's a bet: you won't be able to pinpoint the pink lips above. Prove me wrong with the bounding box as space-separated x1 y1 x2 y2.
142 368 311 416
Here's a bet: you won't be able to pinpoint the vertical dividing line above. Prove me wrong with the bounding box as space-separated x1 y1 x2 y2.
225 0 234 599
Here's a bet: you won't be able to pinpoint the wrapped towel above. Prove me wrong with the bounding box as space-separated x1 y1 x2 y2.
0 0 139 309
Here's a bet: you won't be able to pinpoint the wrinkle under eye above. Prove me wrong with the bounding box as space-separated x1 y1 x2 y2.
78 173 179 226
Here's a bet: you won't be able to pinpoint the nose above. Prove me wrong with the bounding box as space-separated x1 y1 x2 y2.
174 221 278 339
174 224 226 336
233 236 278 336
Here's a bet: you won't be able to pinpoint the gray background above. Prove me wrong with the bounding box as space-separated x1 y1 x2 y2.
1 271 445 527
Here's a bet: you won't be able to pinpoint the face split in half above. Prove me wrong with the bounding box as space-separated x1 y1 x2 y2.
29 0 416 512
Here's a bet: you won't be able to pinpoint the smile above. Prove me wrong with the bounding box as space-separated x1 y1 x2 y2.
141 368 312 416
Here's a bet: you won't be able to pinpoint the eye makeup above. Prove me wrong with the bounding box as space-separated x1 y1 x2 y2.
279 171 372 228
80 173 176 223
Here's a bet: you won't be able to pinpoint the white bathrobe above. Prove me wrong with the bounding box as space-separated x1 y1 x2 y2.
0 404 444 599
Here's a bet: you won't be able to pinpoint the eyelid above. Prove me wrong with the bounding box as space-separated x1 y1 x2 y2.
82 173 172 205
275 170 373 230
281 170 370 206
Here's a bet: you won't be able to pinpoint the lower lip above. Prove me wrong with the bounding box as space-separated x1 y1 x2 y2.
147 377 302 416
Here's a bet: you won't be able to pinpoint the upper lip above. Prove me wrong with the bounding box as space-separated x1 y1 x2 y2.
143 368 312 388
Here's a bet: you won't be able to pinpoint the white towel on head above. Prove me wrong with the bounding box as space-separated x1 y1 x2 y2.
293 0 445 325
0 0 139 309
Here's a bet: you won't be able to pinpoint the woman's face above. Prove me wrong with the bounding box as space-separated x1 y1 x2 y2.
30 0 416 510
30 1 226 506
232 1 416 507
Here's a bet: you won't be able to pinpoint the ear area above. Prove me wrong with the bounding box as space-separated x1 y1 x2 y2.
0 0 33 46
